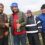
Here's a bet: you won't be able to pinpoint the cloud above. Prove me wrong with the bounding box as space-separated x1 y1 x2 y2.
0 0 45 14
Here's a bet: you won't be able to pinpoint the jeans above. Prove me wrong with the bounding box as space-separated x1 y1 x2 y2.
13 34 26 45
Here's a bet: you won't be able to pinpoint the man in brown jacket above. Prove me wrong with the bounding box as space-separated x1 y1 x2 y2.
0 3 9 45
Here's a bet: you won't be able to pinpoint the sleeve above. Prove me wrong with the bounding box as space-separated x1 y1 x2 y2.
9 16 12 26
21 13 26 26
9 16 14 34
36 16 42 33
4 15 9 32
0 14 8 28
25 17 29 31
5 15 8 23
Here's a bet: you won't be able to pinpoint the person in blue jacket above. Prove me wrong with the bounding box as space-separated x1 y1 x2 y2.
36 4 45 45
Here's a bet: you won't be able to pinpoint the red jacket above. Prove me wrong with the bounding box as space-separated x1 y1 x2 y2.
12 13 26 35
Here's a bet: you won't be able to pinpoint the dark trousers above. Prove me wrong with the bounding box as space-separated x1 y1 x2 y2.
41 32 45 45
0 36 8 45
0 38 3 45
13 34 26 45
27 33 41 45
3 36 8 45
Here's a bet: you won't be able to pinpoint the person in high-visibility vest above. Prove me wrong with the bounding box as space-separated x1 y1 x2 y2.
26 10 41 45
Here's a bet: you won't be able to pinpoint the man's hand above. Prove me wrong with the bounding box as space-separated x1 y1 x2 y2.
0 35 3 38
4 31 8 36
5 23 9 27
17 23 21 29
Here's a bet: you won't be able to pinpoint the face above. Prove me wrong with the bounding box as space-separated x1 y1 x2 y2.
27 13 32 17
41 9 45 14
0 5 4 13
11 6 18 13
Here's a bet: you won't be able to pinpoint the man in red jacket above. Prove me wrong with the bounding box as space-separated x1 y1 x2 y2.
9 3 26 45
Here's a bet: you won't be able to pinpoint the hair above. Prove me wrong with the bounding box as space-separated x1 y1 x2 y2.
27 10 31 13
41 4 45 9
0 3 4 8
27 10 33 16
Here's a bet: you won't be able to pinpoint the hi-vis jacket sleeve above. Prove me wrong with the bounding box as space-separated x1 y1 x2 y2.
36 16 42 33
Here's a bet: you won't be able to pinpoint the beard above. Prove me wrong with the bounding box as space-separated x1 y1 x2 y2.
0 10 3 14
12 9 19 13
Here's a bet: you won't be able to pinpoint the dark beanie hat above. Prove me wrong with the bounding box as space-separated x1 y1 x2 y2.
41 4 45 9
27 10 32 14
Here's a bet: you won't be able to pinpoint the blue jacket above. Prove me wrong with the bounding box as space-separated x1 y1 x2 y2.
36 13 45 32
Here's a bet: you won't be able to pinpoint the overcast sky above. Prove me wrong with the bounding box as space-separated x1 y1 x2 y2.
0 0 45 14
